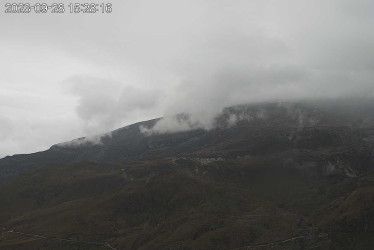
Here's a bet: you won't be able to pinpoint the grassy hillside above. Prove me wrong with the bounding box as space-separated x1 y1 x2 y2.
1 154 373 249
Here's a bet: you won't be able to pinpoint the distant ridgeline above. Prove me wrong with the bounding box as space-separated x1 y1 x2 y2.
0 101 374 184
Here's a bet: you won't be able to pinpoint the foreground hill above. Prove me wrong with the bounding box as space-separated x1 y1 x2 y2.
2 154 374 249
1 101 374 249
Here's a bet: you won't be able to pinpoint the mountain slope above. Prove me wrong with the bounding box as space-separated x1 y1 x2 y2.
2 150 374 249
1 101 374 249
1 102 374 184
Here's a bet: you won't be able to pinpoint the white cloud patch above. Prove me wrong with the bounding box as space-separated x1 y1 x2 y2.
55 132 112 148
139 113 215 135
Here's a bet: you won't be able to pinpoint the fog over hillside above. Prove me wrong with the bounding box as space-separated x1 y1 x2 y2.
2 2 374 248
1 0 374 157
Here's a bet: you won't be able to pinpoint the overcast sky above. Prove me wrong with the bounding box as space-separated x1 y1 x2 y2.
1 0 374 157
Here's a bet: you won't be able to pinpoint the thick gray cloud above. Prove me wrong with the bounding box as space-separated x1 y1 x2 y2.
0 0 374 156
65 76 162 134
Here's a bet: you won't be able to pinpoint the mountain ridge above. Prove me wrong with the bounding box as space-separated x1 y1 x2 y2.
1 101 374 184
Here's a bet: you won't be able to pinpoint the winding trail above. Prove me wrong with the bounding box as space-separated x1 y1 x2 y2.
230 233 328 249
1 227 117 250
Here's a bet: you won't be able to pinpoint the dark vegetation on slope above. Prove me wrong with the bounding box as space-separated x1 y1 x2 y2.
1 100 374 249
1 157 374 249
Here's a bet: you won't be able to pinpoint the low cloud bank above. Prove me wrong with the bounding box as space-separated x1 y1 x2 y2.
138 101 337 136
55 132 112 148
139 113 212 135
2 0 374 157
138 105 266 135
63 0 374 140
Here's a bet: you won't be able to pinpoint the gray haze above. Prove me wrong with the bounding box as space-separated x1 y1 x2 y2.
0 0 374 157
